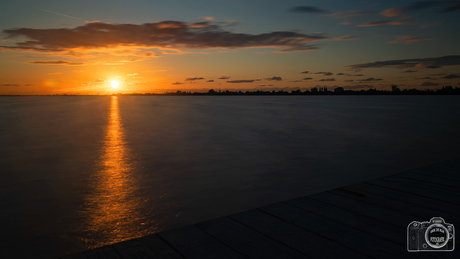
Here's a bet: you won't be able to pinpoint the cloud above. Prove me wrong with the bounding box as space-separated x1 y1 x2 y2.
1 21 331 53
27 60 84 65
416 76 437 80
201 17 215 21
403 70 418 73
329 10 374 19
314 72 333 76
343 84 376 90
389 36 430 44
218 76 230 79
380 8 405 17
333 35 358 41
344 80 354 82
420 81 440 86
206 80 214 82
303 77 313 80
357 19 409 27
0 84 20 87
185 77 205 81
290 6 328 14
319 78 335 81
300 71 309 74
440 3 460 13
100 59 140 65
273 45 319 52
412 63 440 69
443 74 460 79
266 76 282 81
227 80 255 83
172 82 183 85
357 78 383 82
347 55 460 70
290 80 303 82
404 1 460 13
346 74 364 76
420 22 443 28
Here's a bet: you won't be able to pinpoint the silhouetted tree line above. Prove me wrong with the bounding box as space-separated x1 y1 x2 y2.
140 85 460 95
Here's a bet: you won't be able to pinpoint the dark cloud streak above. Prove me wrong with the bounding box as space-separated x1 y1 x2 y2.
1 21 330 53
290 6 328 14
347 55 460 70
27 60 84 65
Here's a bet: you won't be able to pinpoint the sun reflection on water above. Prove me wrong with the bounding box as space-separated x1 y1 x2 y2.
80 96 156 248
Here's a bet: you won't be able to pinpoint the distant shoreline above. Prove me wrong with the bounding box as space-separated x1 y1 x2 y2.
1 85 460 96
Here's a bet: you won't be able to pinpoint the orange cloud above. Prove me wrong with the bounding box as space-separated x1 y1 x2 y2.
1 21 331 53
357 19 409 27
388 36 430 44
27 60 84 65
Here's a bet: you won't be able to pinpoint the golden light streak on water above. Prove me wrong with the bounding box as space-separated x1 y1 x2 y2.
80 96 156 248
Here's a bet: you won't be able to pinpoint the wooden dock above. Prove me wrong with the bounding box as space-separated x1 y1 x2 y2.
63 158 460 258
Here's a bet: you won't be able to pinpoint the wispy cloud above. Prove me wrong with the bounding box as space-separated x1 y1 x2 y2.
347 55 460 70
0 83 21 87
388 36 430 44
380 8 406 18
1 21 331 53
27 60 84 65
443 73 460 79
329 10 374 19
404 1 460 13
314 72 333 76
227 80 255 83
319 78 335 81
289 6 328 14
266 76 282 81
357 78 383 82
357 19 409 27
420 81 439 86
218 76 230 79
420 22 442 28
333 35 358 41
185 77 205 81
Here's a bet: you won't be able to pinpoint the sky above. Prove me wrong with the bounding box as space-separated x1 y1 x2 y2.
1 0 459 94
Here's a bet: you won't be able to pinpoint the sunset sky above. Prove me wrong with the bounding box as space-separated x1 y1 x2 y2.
1 0 460 94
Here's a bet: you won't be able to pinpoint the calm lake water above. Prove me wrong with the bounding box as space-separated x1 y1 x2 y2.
1 95 459 258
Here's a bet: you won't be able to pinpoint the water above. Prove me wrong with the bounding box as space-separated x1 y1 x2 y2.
0 95 459 258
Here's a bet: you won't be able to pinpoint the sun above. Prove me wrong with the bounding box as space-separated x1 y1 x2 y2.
110 80 120 89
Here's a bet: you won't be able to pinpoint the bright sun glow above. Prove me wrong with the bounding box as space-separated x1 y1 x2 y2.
110 80 120 89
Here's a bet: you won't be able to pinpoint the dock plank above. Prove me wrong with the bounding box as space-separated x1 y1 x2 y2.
400 169 460 187
342 183 460 217
260 201 409 258
286 197 402 244
197 216 308 259
157 225 244 259
331 186 459 221
61 245 121 259
112 235 183 259
230 209 367 259
65 158 460 259
310 191 416 226
368 177 460 205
